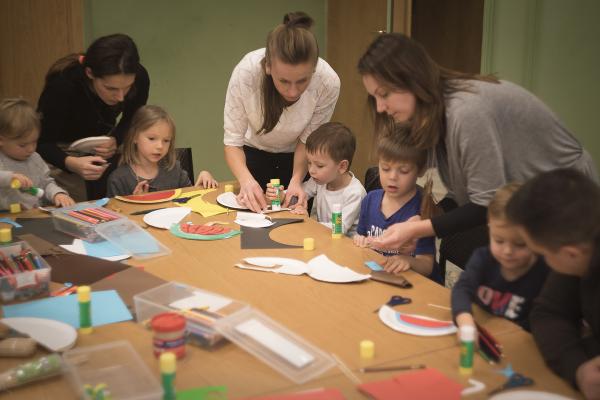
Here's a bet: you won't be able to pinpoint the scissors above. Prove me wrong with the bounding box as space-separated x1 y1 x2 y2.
489 373 534 395
373 295 411 313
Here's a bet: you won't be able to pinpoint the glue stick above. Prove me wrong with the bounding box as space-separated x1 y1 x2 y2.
270 179 281 211
77 286 93 334
459 325 475 375
10 179 44 198
331 203 342 238
160 352 176 400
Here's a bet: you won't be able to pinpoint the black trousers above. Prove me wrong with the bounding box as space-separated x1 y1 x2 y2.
243 145 295 190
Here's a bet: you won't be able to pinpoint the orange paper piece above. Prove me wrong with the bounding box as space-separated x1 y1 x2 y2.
238 388 345 400
358 368 463 400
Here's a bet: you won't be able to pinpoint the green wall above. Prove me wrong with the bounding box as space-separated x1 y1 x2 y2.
482 0 600 169
84 0 327 181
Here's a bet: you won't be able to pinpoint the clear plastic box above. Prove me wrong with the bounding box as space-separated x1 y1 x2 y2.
62 340 162 400
95 218 171 260
214 307 335 384
52 204 125 242
0 241 51 302
134 282 249 348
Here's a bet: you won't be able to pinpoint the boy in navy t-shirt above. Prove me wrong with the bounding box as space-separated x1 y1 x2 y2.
451 183 549 331
354 133 439 282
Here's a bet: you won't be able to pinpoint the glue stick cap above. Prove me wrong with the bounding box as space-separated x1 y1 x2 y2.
332 203 341 213
160 352 176 374
459 325 476 341
77 286 91 302
270 178 280 185
10 179 21 189
0 228 11 243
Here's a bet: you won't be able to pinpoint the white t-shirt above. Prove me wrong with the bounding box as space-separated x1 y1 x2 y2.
303 172 366 236
223 48 340 153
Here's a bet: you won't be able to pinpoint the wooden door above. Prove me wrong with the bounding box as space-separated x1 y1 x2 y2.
0 0 83 104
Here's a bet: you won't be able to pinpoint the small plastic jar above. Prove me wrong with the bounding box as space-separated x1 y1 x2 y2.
151 312 186 359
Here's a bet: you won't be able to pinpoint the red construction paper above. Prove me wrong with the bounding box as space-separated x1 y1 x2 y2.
358 368 463 400
400 314 454 328
239 388 345 400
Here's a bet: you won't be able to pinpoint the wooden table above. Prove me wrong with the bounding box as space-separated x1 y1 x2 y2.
0 188 582 399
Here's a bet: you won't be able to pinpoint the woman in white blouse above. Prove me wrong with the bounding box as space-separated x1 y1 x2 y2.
221 11 340 212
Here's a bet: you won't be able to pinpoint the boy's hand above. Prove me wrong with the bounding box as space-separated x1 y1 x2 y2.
576 356 600 399
195 170 218 188
133 180 150 195
284 181 307 208
11 173 33 189
382 255 411 274
54 193 75 207
290 205 308 215
455 313 477 343
265 183 285 202
353 234 369 248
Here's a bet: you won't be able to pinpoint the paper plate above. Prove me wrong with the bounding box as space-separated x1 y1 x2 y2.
307 254 371 283
170 222 241 241
1 317 77 352
68 136 112 154
235 218 274 228
216 192 249 210
489 391 573 400
378 305 457 336
143 207 191 229
115 188 182 204
240 257 309 275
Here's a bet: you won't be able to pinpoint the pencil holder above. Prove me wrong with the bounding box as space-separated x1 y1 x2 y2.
0 241 51 303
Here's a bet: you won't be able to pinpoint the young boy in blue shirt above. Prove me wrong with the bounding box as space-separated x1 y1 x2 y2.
353 133 439 281
507 169 600 398
451 183 549 332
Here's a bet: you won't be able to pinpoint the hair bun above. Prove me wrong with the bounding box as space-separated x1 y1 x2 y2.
283 11 314 29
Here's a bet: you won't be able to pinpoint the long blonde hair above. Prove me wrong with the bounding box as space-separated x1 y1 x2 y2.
120 105 176 169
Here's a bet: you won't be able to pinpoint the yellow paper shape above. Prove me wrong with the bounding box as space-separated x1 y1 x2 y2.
176 189 229 217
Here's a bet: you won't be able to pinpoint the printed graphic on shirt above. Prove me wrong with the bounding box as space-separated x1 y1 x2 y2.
367 225 400 256
477 285 525 320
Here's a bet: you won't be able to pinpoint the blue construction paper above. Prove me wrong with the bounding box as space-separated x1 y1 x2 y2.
0 218 22 228
111 230 160 255
3 290 132 328
82 239 125 258
365 261 384 271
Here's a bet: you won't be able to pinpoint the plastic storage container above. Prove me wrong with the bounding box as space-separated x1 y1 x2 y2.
134 282 248 348
0 241 51 302
214 307 335 384
62 340 162 400
95 218 171 260
52 204 125 242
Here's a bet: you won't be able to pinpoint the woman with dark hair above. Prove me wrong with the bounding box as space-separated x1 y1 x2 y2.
357 33 597 252
223 12 340 212
37 33 150 200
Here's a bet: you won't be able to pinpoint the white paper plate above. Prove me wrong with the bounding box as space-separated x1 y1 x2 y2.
235 218 274 228
1 317 77 352
241 257 308 275
216 192 249 210
306 254 370 283
378 305 457 336
68 136 112 153
143 207 191 229
489 391 573 400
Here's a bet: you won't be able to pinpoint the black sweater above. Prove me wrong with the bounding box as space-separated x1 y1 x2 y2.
530 242 600 388
37 64 150 170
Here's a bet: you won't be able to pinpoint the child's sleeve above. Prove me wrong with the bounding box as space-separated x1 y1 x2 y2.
450 248 486 321
356 194 370 236
341 185 367 235
33 155 68 204
0 170 13 188
415 236 436 256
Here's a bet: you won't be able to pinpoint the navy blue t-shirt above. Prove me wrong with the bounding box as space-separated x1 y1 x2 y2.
451 246 550 330
357 189 435 256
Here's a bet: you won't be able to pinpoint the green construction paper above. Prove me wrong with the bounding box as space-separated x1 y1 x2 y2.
176 386 227 400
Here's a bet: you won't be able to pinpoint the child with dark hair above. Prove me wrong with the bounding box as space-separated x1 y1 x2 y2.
266 122 365 235
506 169 600 398
452 183 549 331
353 131 439 281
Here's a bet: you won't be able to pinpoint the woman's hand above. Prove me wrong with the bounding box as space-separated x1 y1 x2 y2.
237 178 267 212
284 180 307 209
576 356 600 400
368 215 422 253
133 180 150 195
382 255 411 274
94 137 117 159
195 170 218 188
54 193 75 207
353 234 369 248
11 173 33 189
65 156 109 180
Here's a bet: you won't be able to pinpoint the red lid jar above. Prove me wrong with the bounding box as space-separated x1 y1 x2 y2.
151 312 186 359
